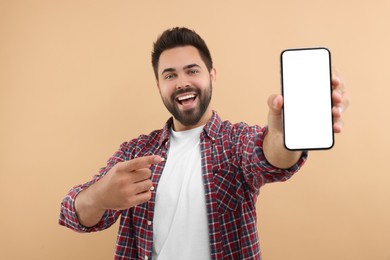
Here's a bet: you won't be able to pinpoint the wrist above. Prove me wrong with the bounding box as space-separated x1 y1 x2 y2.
84 182 106 212
74 185 106 228
263 129 302 169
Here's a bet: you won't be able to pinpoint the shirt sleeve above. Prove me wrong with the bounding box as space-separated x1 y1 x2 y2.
58 181 121 233
58 141 133 233
234 124 308 193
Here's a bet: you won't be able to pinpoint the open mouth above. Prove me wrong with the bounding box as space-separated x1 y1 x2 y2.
176 93 197 106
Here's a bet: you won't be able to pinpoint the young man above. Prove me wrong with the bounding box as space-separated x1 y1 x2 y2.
59 27 349 259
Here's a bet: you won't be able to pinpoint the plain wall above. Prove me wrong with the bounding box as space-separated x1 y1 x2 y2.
1 1 389 259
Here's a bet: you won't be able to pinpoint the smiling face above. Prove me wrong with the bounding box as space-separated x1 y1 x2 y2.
157 46 216 131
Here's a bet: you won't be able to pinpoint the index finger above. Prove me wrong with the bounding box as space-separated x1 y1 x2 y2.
121 155 164 172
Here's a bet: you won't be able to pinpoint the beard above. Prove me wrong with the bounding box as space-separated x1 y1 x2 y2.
161 81 212 127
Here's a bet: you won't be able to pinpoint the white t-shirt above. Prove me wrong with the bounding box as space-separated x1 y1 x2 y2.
152 125 211 260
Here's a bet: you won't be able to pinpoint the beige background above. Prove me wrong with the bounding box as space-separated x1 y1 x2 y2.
1 0 389 259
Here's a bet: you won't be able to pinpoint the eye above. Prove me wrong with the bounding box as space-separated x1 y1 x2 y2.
164 73 176 80
188 69 199 75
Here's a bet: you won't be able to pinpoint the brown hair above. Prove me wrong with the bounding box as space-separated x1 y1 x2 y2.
151 27 213 80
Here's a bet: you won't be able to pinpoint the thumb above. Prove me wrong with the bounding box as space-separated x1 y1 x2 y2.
267 94 283 116
267 94 284 133
126 155 164 172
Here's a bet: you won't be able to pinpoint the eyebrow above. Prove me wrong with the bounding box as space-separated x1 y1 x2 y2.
160 63 201 76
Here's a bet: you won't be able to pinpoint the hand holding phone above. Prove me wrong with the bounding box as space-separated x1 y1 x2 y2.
281 48 334 150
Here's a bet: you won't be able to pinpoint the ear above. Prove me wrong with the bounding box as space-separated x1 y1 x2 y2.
156 80 160 90
210 68 217 85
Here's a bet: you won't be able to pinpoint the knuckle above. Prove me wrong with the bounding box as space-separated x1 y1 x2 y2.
144 179 153 187
134 191 152 206
133 179 152 194
140 179 153 192
143 191 152 201
145 169 152 178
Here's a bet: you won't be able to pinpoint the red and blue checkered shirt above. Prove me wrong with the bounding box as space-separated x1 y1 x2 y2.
59 111 307 259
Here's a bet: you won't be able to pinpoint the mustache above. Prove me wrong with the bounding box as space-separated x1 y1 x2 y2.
171 87 200 100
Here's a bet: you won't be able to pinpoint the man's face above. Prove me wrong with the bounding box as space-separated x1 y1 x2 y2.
157 46 216 129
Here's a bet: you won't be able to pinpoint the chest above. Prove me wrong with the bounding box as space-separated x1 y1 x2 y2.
148 136 244 214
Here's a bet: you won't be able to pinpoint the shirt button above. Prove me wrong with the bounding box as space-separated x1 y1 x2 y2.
145 256 149 260
150 185 155 191
147 220 152 226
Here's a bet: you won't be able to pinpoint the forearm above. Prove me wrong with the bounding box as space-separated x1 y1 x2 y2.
74 184 106 228
263 129 302 169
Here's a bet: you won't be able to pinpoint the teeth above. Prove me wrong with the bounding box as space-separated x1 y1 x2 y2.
178 94 195 101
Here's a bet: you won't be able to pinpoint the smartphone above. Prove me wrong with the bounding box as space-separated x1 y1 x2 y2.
281 47 334 150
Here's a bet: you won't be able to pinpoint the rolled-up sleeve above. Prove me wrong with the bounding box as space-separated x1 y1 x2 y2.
236 124 308 193
59 141 133 232
59 179 121 233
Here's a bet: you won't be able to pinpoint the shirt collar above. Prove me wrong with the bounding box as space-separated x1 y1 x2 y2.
202 111 222 141
158 111 221 147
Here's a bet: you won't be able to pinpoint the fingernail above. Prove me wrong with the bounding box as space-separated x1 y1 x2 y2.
153 156 165 164
153 157 161 164
273 97 277 108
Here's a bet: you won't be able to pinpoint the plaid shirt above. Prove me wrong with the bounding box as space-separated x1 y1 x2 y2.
59 111 307 259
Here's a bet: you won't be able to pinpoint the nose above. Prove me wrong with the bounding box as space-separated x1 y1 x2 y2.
175 74 191 90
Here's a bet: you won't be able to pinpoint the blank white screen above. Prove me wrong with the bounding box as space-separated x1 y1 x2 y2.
281 48 333 150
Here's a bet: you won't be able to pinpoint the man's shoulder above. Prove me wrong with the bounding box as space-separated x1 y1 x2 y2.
207 112 259 137
132 128 165 144
218 119 263 134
